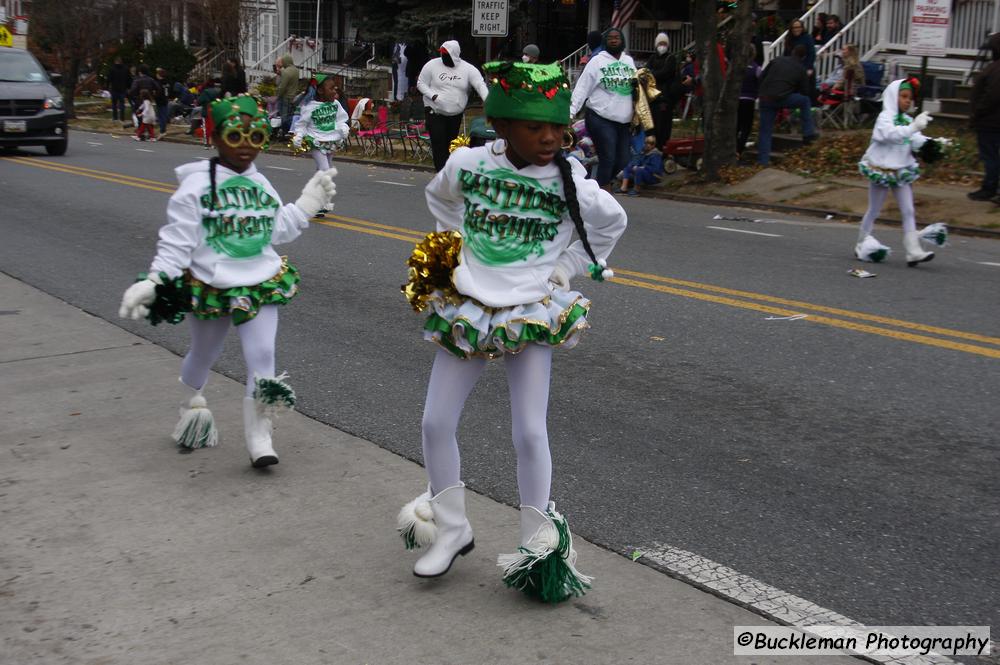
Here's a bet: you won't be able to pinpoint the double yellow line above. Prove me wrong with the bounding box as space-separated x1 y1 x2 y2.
4 154 999 359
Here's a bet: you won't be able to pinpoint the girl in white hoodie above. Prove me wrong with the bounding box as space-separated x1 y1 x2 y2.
292 74 349 173
118 96 337 468
397 62 627 604
855 78 949 266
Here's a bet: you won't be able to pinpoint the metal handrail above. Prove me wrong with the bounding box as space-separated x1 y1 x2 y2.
814 0 884 86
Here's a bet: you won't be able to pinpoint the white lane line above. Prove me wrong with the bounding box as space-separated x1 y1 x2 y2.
86 141 103 146
375 180 415 187
634 542 958 664
135 148 155 153
978 261 1000 267
265 165 294 171
707 226 783 237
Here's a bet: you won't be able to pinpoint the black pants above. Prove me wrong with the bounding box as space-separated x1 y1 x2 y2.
427 109 463 171
737 99 756 155
651 97 675 149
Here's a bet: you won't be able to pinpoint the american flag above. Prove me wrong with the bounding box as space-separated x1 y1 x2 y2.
611 0 640 28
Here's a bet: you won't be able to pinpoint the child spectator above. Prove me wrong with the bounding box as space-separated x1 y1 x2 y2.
617 134 663 196
135 90 157 141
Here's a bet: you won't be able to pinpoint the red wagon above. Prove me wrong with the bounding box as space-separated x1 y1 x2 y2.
662 135 705 174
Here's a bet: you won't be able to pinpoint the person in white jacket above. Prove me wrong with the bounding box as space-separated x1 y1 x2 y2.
855 78 949 266
569 28 637 188
397 62 626 603
416 39 489 171
118 96 337 467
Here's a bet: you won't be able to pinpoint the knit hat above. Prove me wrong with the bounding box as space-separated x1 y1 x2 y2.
483 61 571 125
655 32 670 48
522 44 540 59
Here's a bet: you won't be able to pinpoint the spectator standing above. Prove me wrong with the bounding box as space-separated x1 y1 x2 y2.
522 44 540 64
645 32 678 149
391 41 409 102
783 19 816 92
221 58 248 98
275 54 300 138
107 57 131 122
570 28 637 190
756 44 818 166
580 30 604 66
134 89 157 141
152 67 172 135
968 33 1000 201
737 47 762 157
128 65 157 122
825 15 843 42
416 40 489 171
812 13 829 48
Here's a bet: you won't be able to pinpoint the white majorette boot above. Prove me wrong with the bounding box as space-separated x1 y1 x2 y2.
397 482 474 578
903 230 934 267
497 502 592 604
173 378 219 449
854 234 891 263
244 372 296 468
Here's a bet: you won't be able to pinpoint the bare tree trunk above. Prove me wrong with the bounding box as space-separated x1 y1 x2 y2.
691 1 754 181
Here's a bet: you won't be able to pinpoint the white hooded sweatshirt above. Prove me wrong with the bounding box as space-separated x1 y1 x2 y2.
149 161 309 288
570 49 637 123
860 79 929 171
293 99 349 144
416 40 489 116
425 145 627 308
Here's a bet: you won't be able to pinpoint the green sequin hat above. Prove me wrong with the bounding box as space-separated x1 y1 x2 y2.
210 94 267 128
483 61 572 125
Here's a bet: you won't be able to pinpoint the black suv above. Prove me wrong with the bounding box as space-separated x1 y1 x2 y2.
0 47 68 155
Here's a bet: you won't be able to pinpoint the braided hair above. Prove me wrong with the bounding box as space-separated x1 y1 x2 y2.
207 156 220 215
553 151 610 280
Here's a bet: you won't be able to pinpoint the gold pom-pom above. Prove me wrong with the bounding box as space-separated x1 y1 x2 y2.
449 134 471 153
402 231 463 313
287 136 311 155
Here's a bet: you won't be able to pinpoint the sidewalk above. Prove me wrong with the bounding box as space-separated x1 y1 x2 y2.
0 272 860 665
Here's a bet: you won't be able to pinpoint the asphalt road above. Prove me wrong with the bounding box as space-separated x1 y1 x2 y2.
2 132 997 633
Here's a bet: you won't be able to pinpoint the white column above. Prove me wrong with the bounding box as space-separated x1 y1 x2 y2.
993 0 1000 35
589 0 601 33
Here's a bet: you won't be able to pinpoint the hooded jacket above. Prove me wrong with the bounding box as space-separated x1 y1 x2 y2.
970 33 1000 132
293 99 350 144
859 80 929 171
149 161 309 288
416 41 489 115
570 46 637 123
276 54 300 102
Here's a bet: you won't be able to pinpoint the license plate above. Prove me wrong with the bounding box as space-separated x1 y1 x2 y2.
3 120 27 133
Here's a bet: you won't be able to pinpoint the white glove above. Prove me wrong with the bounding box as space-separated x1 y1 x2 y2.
910 112 932 133
294 167 338 217
118 273 162 320
934 137 954 146
548 263 572 291
292 134 303 147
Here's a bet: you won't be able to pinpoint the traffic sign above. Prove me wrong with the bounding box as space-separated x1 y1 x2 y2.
0 25 12 48
472 0 509 37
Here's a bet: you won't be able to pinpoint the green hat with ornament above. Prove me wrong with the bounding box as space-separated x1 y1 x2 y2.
209 94 267 128
483 61 571 125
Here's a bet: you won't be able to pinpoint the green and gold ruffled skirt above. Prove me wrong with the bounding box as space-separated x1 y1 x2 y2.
423 289 591 360
187 257 299 326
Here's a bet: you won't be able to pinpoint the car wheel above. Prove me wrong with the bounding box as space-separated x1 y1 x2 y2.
45 138 68 156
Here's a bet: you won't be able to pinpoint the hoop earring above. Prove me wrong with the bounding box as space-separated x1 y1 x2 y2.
490 138 506 156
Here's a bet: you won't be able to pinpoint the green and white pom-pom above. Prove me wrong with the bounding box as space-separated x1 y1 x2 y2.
587 258 614 282
172 393 219 449
497 509 592 604
919 222 948 247
856 235 891 263
253 372 296 415
396 491 437 550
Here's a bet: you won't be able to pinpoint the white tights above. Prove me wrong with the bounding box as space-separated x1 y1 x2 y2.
311 149 331 172
860 182 917 238
421 345 553 511
180 305 279 396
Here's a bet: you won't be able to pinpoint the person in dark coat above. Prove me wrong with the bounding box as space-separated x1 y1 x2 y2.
784 18 816 98
221 58 248 98
107 56 131 122
128 65 157 127
153 67 172 134
645 32 678 149
756 44 817 166
968 33 1000 201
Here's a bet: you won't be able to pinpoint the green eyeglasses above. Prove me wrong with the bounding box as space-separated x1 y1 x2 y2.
221 127 269 149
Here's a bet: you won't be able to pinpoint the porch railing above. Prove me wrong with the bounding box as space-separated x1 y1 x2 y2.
814 0 884 86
